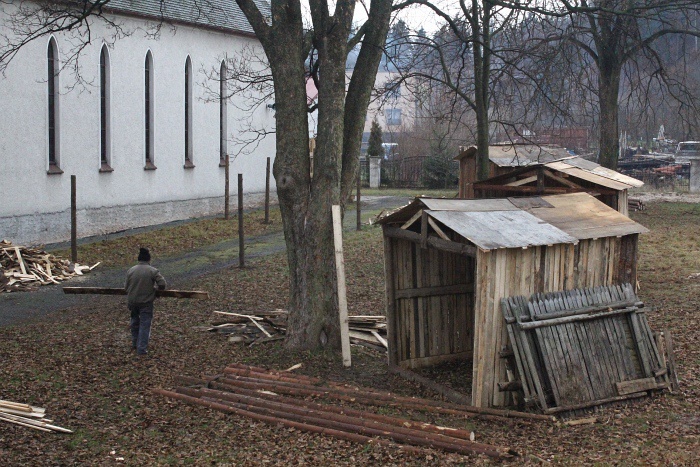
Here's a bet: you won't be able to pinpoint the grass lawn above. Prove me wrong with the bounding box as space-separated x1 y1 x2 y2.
1 200 698 465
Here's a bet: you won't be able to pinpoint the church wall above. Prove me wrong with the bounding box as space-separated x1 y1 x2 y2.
0 9 277 245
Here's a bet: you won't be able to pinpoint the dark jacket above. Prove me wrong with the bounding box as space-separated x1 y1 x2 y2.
125 262 167 305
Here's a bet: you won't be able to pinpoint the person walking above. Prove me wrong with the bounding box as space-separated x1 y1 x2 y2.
125 247 167 355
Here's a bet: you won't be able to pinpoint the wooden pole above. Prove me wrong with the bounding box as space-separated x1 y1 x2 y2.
238 173 245 268
664 329 680 392
70 175 77 263
264 157 271 224
332 205 351 367
356 168 361 231
224 156 230 220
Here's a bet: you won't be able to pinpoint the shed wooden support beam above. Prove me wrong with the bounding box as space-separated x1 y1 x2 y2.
383 227 476 257
420 211 428 249
542 169 582 189
505 175 537 187
395 283 474 299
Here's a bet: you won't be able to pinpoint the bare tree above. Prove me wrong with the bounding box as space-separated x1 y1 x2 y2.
232 0 395 350
503 0 700 169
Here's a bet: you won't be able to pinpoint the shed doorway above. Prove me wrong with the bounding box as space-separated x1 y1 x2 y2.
385 237 477 397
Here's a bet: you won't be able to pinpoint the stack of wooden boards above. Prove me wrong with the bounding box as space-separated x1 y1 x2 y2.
209 310 388 351
628 198 646 212
0 399 72 433
1 240 99 292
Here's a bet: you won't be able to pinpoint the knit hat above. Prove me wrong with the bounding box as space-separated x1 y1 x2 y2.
138 247 151 262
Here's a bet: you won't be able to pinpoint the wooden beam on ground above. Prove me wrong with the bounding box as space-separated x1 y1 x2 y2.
62 287 209 299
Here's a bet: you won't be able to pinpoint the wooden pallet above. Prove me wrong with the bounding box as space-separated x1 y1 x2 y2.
501 283 669 414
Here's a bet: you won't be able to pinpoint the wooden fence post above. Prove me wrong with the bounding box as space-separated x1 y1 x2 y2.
356 168 361 231
224 156 230 220
238 173 245 268
332 205 352 367
70 175 77 264
265 157 271 224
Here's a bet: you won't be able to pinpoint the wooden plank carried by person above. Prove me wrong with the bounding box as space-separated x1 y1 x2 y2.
62 287 209 299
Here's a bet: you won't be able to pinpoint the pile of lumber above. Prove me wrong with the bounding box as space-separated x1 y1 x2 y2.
628 198 646 212
209 310 388 350
0 399 72 433
156 363 525 459
1 240 99 293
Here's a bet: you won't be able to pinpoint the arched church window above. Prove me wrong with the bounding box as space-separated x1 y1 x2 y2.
47 37 63 174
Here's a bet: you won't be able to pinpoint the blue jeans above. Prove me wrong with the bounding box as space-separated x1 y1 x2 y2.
129 303 154 355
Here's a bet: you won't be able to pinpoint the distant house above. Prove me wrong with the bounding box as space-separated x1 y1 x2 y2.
455 145 643 215
0 0 275 245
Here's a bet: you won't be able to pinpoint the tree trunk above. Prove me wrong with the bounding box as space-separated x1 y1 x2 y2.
236 0 391 351
597 63 622 170
340 0 393 204
472 0 491 181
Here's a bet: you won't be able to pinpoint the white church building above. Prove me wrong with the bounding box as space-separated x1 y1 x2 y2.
0 0 276 245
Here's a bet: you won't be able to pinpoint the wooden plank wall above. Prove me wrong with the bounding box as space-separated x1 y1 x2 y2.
388 238 475 369
472 235 640 408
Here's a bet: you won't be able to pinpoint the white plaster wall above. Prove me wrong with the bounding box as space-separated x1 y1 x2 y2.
0 10 276 245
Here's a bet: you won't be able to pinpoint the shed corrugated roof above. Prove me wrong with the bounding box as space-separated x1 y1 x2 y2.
378 193 648 250
428 210 578 250
105 0 269 35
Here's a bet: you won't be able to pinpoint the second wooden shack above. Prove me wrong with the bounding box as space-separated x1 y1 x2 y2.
378 192 648 408
455 145 643 215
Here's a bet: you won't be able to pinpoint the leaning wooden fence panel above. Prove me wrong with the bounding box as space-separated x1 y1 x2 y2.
501 283 669 414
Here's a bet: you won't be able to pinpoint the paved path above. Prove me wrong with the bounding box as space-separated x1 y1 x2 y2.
0 196 410 327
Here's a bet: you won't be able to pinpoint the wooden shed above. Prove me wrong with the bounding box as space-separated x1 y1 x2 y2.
455 145 643 215
378 192 648 408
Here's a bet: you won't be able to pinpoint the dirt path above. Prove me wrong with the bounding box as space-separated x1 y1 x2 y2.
0 196 410 327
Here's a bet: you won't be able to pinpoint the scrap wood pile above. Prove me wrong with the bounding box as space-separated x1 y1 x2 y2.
0 399 72 433
628 198 646 212
156 363 545 459
1 240 99 292
209 310 388 351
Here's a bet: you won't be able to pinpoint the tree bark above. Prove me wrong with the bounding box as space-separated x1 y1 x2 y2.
471 0 492 181
597 65 622 170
